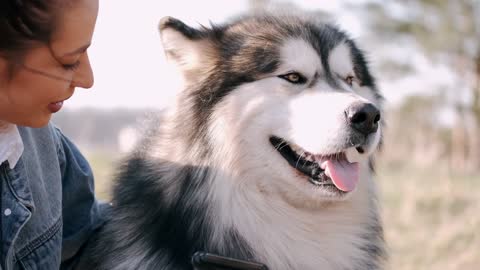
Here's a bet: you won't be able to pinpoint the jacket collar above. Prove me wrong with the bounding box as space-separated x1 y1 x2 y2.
0 124 24 169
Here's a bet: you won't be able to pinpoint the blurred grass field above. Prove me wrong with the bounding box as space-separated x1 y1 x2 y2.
85 151 119 201
86 151 480 270
377 165 480 270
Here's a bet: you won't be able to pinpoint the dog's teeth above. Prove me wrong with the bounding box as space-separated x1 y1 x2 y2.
291 144 302 154
345 147 362 163
320 161 328 169
324 166 331 178
305 154 315 162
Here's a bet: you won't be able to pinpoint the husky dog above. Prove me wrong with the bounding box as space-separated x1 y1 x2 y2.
85 12 385 270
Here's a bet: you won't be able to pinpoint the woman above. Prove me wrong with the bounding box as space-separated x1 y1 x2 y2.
0 0 107 269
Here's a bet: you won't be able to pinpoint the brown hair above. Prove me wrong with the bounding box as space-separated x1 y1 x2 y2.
0 0 63 59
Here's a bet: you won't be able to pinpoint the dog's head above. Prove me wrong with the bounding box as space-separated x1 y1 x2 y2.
159 14 383 206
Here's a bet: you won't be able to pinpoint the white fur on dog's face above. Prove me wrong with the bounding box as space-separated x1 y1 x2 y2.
208 38 382 206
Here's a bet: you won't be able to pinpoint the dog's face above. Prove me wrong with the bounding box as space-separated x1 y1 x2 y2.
160 14 382 207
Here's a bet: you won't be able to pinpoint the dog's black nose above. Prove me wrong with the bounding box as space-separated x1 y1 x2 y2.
346 102 381 135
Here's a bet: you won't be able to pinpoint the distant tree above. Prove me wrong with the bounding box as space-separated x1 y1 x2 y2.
354 0 480 170
248 0 331 19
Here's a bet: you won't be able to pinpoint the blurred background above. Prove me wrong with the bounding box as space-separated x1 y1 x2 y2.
52 0 480 269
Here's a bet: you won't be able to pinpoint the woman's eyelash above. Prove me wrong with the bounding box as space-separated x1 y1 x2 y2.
62 61 81 71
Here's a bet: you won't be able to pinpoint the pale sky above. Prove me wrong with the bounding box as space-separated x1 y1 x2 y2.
69 0 456 110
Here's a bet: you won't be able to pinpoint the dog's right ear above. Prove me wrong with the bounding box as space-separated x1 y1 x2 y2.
159 17 216 82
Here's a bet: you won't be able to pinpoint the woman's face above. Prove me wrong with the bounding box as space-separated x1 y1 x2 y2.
0 0 99 127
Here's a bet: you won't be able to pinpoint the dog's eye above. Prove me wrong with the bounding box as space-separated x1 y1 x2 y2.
279 72 307 84
345 75 355 86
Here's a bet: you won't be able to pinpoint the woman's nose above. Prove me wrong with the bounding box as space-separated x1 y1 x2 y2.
72 52 94 89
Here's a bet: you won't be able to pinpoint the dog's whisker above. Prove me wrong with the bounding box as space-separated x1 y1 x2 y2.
274 141 288 151
277 144 289 151
303 154 309 166
296 151 306 169
278 141 290 151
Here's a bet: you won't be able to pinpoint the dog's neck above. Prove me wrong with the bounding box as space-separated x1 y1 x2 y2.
206 170 384 270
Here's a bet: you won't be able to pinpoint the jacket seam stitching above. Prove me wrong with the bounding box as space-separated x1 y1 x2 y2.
2 163 33 208
15 217 62 261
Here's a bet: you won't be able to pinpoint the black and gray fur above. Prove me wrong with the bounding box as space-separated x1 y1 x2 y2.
80 12 385 270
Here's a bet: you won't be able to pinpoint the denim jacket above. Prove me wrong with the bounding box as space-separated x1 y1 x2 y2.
0 124 108 270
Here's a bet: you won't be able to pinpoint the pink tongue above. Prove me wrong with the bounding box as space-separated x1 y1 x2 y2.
325 160 359 192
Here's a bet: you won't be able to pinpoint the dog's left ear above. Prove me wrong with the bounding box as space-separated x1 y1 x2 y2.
159 17 216 83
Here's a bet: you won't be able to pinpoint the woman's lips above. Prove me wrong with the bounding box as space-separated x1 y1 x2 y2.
48 101 64 113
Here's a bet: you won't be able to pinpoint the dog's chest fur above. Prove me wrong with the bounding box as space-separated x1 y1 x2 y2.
208 173 384 270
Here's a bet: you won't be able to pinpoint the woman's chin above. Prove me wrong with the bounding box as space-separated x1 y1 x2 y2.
23 114 52 128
